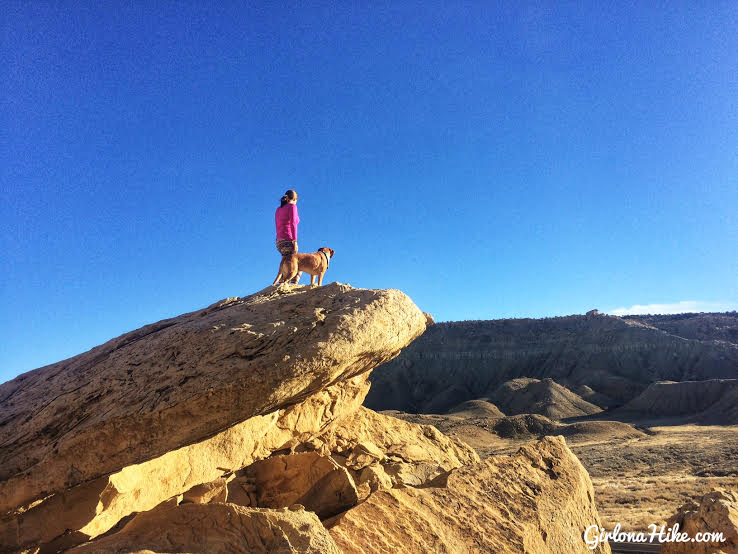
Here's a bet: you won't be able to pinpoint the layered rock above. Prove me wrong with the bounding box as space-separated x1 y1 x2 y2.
327 436 611 553
243 452 359 519
0 375 369 550
623 312 738 343
1 282 613 553
661 489 738 554
70 503 341 554
0 283 427 551
366 314 738 414
229 406 479 517
615 379 738 423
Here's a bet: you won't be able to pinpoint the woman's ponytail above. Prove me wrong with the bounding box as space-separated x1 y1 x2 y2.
280 189 298 207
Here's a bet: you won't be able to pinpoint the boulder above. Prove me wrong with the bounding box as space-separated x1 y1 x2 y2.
326 436 611 553
312 407 479 488
69 503 341 553
243 451 358 519
182 477 230 504
0 284 426 551
661 489 738 554
0 372 370 550
221 406 479 520
1 284 426 515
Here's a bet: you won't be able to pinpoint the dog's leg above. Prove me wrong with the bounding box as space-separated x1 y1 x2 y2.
318 272 325 286
291 271 302 284
272 273 282 286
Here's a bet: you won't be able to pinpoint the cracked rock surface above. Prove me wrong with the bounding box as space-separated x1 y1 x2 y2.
0 283 426 550
69 503 341 554
0 282 612 553
326 436 611 554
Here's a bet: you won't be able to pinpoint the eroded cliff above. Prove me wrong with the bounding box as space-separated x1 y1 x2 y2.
366 313 738 414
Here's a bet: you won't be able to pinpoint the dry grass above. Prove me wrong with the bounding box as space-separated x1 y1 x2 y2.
571 424 738 532
590 473 737 532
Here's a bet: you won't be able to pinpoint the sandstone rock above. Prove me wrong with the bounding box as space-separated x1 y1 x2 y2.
312 407 479 488
0 283 426 551
357 464 393 493
345 440 385 470
661 489 738 554
219 406 479 522
243 451 358 519
227 475 257 507
70 503 342 553
326 436 611 553
0 374 369 550
182 477 230 504
0 284 426 516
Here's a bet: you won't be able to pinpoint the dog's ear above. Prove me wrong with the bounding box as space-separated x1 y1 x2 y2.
329 248 335 257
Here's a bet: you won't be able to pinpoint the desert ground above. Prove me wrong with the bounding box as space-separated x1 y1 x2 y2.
384 409 738 532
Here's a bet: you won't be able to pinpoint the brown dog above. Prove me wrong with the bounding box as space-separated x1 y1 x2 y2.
272 247 335 286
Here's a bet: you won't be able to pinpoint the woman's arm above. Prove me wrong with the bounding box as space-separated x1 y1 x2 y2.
289 204 300 239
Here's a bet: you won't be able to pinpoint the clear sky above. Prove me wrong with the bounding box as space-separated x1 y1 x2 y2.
2 2 737 384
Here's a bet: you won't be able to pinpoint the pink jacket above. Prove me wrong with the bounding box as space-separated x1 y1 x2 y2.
275 204 300 241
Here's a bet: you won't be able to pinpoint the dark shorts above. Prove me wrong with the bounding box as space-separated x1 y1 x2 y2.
276 239 298 257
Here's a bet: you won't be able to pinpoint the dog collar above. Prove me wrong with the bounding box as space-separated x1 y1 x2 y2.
320 250 330 267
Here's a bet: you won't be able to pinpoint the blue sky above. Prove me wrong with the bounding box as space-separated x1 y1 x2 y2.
2 2 737 383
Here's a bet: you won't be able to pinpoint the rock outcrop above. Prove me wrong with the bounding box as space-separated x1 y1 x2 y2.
366 314 738 414
661 488 738 554
70 503 341 554
314 407 479 493
0 283 611 553
327 436 611 553
0 283 428 551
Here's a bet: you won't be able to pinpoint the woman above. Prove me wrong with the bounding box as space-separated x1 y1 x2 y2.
275 189 300 283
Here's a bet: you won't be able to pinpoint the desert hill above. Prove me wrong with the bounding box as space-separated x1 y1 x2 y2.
446 399 505 419
614 379 738 424
366 312 738 415
490 377 603 419
0 284 610 553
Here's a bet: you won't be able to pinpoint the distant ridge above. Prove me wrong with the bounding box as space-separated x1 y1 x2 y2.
366 312 738 417
614 379 738 424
